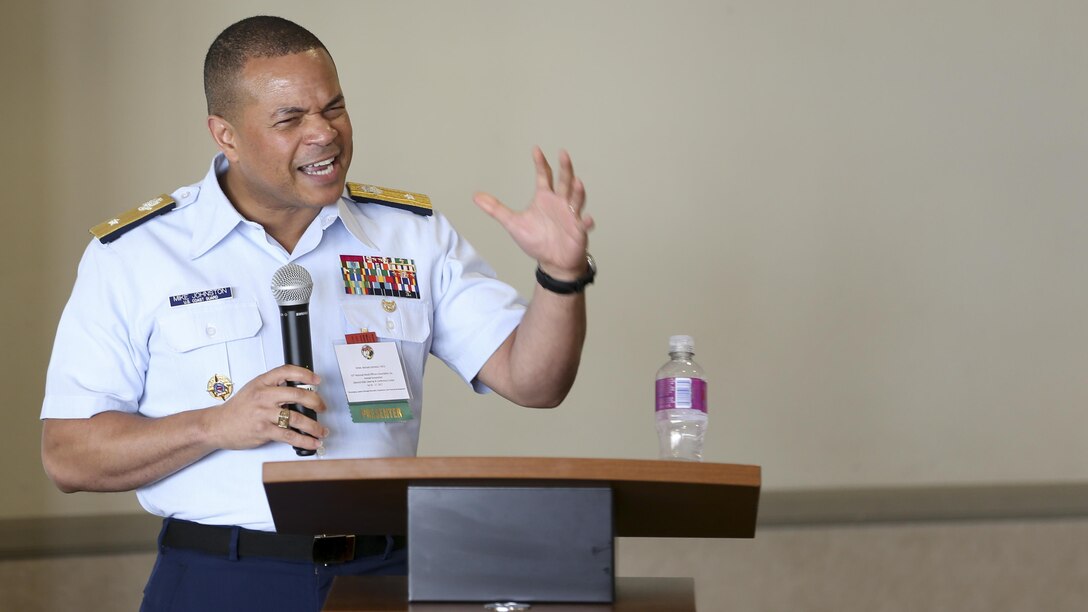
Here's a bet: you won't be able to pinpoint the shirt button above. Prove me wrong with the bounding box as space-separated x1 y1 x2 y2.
206 325 217 337
386 319 395 332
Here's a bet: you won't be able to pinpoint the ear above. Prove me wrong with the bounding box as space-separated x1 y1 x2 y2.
207 115 240 163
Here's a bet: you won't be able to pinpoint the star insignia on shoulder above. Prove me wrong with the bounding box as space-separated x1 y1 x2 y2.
90 194 177 243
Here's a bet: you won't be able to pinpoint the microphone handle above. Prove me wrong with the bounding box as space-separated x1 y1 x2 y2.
280 305 317 456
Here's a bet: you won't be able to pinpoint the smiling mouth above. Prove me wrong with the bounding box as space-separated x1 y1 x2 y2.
299 156 337 176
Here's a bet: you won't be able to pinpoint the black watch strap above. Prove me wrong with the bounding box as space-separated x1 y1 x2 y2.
535 253 596 294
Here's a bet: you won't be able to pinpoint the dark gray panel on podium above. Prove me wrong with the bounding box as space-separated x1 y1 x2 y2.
407 486 614 603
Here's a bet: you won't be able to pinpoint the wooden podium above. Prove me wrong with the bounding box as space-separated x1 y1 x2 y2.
263 457 760 611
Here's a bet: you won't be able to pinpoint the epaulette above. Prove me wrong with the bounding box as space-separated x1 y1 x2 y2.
90 194 176 243
347 182 433 216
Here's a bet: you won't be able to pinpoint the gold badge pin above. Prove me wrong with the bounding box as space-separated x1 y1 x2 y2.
381 299 397 313
207 374 233 401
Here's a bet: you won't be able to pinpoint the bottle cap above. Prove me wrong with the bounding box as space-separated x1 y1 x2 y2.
669 335 694 353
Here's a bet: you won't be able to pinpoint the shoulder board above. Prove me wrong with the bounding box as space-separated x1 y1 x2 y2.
89 194 177 243
347 182 433 216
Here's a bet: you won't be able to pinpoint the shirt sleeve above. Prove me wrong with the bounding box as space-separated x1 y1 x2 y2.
41 241 148 419
427 213 526 393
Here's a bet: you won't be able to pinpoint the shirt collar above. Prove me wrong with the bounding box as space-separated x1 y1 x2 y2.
337 197 378 250
188 154 247 260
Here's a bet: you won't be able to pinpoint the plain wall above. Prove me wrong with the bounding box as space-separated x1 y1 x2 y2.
5 0 1088 522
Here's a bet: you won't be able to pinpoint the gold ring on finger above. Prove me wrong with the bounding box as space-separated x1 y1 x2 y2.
276 407 291 429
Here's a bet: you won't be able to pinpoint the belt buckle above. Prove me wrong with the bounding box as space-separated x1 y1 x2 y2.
313 534 356 565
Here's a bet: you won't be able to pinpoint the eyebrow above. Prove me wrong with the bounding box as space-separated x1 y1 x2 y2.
271 94 346 119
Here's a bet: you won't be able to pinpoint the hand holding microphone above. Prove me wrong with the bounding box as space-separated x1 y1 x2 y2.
271 263 320 457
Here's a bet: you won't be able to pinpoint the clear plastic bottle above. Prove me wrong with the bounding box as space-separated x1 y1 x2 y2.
655 335 708 461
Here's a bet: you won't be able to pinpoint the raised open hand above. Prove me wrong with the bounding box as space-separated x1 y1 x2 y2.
473 147 595 279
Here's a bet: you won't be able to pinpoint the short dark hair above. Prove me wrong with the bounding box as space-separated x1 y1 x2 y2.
204 16 329 118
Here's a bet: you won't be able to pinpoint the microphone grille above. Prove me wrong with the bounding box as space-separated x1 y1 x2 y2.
270 263 313 306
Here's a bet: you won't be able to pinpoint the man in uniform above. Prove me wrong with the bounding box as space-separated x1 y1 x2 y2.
40 15 595 611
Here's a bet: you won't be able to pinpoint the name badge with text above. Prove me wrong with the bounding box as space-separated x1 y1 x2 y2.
333 341 413 422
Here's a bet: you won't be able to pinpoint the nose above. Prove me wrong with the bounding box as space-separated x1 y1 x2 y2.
304 114 337 146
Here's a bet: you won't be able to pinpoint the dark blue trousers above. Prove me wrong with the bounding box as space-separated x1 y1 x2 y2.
139 519 408 612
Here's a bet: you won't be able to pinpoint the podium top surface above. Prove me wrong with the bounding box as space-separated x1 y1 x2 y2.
264 457 760 538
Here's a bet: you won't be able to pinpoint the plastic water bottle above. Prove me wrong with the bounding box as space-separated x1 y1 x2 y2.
655 335 708 461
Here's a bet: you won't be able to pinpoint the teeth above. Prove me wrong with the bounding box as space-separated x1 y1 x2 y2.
301 157 336 176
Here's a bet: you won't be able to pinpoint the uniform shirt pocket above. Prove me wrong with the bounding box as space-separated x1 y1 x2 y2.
340 299 433 390
341 299 431 344
158 300 263 352
144 299 265 416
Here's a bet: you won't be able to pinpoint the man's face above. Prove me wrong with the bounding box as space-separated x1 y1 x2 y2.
217 49 353 213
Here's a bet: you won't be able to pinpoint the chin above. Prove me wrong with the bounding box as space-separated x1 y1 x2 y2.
311 189 344 208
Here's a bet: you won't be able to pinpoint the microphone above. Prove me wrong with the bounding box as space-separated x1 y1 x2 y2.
270 263 318 457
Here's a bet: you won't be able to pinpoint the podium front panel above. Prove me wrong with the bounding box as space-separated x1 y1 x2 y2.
408 486 614 602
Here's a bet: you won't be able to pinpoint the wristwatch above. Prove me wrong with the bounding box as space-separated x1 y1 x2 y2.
535 253 596 294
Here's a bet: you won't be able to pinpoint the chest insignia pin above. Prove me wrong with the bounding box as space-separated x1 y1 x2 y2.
207 374 233 401
382 299 397 313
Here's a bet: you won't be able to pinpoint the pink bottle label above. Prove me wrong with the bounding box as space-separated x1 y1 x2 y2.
655 378 707 413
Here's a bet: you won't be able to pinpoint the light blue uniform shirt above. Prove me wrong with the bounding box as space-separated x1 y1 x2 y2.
42 155 526 530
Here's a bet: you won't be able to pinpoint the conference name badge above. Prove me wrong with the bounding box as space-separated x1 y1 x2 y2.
333 341 413 423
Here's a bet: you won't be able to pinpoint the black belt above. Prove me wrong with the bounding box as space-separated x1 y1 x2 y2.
161 519 405 565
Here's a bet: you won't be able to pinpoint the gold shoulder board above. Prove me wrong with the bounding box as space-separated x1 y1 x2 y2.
347 182 433 216
90 194 177 243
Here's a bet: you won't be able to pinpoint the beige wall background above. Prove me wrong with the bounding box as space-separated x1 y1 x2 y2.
4 0 1088 521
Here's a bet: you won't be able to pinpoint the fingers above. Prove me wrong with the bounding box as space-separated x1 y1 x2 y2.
258 369 328 413
278 385 328 414
257 364 322 388
581 212 596 233
279 429 323 452
533 146 554 192
246 375 328 413
537 147 583 213
269 417 323 452
272 406 328 449
473 191 516 228
206 365 335 452
570 176 586 213
555 149 574 202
